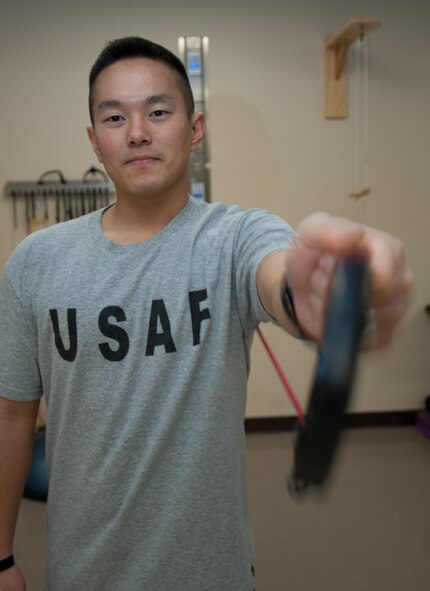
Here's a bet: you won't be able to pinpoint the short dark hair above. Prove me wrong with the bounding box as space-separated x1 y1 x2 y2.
88 36 194 125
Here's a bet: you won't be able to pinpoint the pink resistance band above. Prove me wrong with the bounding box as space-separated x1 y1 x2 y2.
256 325 306 426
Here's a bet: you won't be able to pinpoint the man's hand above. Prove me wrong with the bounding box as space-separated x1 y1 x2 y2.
0 565 26 590
288 212 414 349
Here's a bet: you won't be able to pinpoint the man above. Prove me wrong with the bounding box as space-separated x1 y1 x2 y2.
0 37 413 590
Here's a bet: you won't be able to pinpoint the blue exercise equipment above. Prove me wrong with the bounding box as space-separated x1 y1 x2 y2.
24 428 48 502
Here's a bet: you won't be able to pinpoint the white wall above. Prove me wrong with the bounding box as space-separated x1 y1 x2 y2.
1 0 429 416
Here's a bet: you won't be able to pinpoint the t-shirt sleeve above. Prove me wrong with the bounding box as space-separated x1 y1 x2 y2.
233 208 295 327
0 273 42 401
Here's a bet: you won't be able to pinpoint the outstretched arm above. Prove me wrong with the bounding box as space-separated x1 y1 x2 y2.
257 212 413 349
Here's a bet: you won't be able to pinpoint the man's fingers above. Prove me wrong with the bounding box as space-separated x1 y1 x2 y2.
296 212 365 255
289 212 414 348
309 255 336 300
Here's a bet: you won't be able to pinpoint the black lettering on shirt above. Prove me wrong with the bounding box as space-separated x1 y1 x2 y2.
49 308 78 362
98 306 130 361
145 299 176 356
189 289 211 346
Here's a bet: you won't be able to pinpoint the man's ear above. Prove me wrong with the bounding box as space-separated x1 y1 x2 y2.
190 112 206 152
87 127 103 163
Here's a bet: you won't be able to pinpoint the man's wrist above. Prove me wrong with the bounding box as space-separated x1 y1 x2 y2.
281 280 307 339
0 555 14 572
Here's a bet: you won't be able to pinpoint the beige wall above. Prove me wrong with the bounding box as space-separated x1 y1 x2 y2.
1 0 429 416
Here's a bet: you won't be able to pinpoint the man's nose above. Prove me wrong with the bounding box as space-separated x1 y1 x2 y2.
127 117 151 146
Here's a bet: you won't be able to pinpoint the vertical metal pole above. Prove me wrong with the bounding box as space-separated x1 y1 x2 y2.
178 36 211 202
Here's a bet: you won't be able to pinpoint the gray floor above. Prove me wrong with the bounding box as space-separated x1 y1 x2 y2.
14 425 430 591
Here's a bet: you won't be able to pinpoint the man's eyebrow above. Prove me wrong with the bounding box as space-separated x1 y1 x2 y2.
97 94 175 113
144 94 175 107
97 99 122 113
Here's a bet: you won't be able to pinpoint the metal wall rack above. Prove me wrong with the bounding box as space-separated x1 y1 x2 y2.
4 168 116 227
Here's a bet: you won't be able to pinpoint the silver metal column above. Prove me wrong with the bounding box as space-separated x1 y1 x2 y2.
178 36 211 202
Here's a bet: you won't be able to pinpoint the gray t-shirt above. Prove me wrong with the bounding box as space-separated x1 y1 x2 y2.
0 197 294 590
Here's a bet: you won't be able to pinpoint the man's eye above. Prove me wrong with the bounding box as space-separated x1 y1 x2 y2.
106 115 122 122
150 110 167 117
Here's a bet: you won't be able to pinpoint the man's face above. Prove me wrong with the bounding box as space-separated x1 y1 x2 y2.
87 58 204 203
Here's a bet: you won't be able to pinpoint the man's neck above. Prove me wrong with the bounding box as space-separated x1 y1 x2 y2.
101 192 189 245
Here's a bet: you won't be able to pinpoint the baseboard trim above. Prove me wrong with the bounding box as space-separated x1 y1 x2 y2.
245 411 418 432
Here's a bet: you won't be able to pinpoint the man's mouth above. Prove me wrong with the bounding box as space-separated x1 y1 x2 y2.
125 154 160 165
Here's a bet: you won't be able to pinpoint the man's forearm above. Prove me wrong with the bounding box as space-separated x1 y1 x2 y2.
0 398 39 558
256 249 307 338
